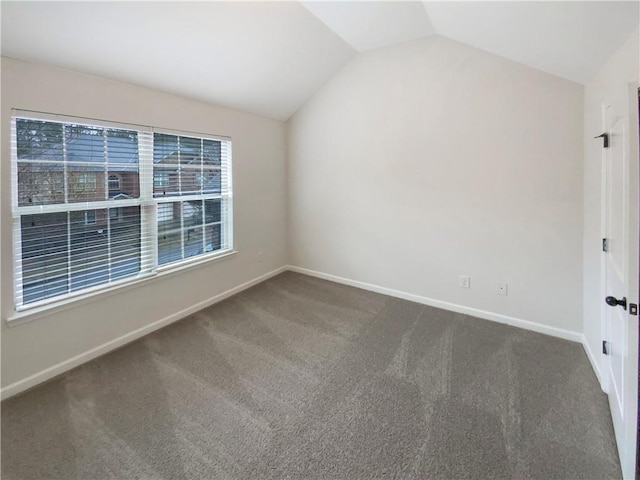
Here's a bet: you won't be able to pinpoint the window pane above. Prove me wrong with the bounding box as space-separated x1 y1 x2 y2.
180 169 201 195
65 125 104 163
204 199 221 224
183 200 203 227
108 170 139 199
16 119 63 161
203 139 221 166
157 202 182 266
179 136 201 167
110 206 141 280
205 224 222 252
157 200 218 267
17 162 65 206
67 167 103 202
154 133 178 164
153 167 179 197
202 170 221 194
184 226 204 259
21 213 69 304
69 210 109 292
107 129 138 164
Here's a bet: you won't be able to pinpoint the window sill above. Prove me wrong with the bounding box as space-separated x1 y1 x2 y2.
6 249 237 327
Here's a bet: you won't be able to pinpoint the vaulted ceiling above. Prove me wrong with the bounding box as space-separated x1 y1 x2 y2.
2 1 638 121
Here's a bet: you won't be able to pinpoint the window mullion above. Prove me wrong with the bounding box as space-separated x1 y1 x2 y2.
62 124 68 204
180 203 185 260
201 139 206 254
66 211 71 296
138 131 156 273
12 217 24 308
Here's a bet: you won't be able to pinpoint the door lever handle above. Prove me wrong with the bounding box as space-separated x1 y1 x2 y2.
605 296 627 310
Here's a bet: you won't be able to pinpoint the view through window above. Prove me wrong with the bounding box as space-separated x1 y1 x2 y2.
12 113 233 310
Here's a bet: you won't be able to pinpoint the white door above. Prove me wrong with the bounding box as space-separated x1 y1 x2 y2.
603 85 639 480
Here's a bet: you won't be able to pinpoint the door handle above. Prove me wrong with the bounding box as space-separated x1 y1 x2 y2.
605 296 627 310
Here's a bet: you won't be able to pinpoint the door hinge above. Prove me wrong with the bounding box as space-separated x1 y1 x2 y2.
602 340 610 355
630 303 638 315
602 238 608 252
595 132 609 148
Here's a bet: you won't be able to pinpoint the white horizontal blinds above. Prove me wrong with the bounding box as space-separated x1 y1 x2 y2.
12 111 232 311
153 133 232 267
12 116 149 309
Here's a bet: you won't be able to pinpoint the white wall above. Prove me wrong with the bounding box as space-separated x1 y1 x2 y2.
583 30 639 383
1 57 288 392
288 36 584 336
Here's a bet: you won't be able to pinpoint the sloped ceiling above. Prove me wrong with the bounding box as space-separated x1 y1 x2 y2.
423 1 639 85
2 1 638 121
300 1 435 51
0 1 355 121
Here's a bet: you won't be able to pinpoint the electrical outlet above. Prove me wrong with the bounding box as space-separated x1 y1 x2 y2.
459 275 470 289
257 250 264 263
497 282 508 296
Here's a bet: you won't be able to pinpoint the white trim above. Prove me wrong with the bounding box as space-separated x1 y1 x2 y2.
287 265 583 343
582 334 606 391
0 265 287 400
14 198 142 216
13 108 153 133
153 126 231 143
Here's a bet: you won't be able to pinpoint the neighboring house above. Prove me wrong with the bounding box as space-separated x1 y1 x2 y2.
17 128 221 227
17 127 140 226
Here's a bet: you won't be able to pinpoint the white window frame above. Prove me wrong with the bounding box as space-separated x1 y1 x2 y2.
10 110 234 320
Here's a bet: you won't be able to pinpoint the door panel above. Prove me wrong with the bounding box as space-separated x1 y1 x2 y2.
603 85 639 480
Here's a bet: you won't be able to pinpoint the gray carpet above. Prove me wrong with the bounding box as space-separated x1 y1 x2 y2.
1 272 620 479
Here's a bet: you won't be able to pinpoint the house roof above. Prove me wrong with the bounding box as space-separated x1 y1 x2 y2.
2 1 638 121
27 132 138 171
32 131 212 168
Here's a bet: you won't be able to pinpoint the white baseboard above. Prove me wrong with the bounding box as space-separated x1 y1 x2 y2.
0 266 288 401
2 264 585 400
581 334 606 391
287 265 582 343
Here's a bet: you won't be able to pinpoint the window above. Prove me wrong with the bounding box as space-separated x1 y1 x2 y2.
108 174 121 190
74 172 97 193
153 172 169 188
109 207 122 221
84 210 97 225
11 111 233 311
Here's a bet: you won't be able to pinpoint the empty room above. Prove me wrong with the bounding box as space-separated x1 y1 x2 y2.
1 1 639 478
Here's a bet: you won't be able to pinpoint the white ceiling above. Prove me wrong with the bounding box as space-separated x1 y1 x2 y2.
300 1 435 52
0 1 355 121
424 1 639 85
1 1 638 121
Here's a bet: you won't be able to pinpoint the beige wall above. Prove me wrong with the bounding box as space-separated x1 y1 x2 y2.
288 36 584 335
1 57 288 390
582 30 639 383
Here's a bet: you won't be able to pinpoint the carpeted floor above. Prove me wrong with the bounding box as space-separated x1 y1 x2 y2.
1 272 621 479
